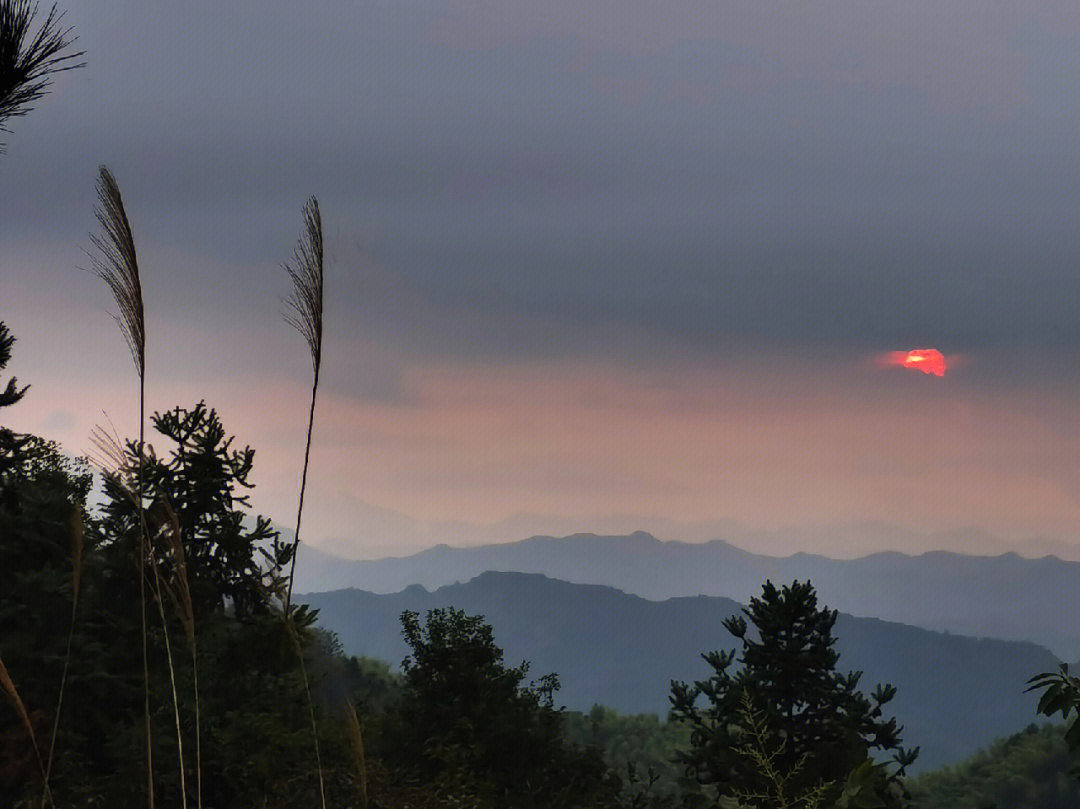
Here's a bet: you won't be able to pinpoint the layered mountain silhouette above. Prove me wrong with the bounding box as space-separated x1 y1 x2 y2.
294 531 1080 659
300 571 1060 772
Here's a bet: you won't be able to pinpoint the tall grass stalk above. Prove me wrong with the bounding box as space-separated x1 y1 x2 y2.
161 504 200 809
0 654 53 806
148 552 187 809
89 165 154 808
42 506 85 805
282 196 323 614
281 196 326 808
287 621 327 809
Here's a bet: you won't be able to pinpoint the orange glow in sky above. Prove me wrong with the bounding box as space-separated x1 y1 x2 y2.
881 348 948 377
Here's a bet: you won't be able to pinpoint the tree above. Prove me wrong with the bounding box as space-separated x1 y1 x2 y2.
0 434 91 804
70 402 354 808
96 401 292 620
0 321 30 480
385 607 617 808
670 580 918 809
0 323 93 805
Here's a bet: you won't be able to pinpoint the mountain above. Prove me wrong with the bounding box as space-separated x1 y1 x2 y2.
300 571 1060 772
293 532 1080 659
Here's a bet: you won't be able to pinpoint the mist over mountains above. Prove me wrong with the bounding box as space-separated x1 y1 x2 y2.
307 517 1080 564
300 571 1059 773
295 531 1080 659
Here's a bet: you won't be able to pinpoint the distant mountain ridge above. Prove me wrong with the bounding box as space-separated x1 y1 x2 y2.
294 531 1080 659
300 571 1060 773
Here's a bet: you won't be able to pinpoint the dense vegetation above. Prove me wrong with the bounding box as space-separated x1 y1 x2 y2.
909 723 1080 809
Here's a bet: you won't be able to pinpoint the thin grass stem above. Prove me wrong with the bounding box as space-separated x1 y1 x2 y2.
0 654 53 806
43 506 85 806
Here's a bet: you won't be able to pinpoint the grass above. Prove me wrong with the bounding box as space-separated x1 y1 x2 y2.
0 654 51 806
282 195 328 809
42 506 84 802
89 164 157 808
283 195 324 616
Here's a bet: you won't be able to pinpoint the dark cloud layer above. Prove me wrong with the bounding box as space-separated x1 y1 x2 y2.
6 1 1080 362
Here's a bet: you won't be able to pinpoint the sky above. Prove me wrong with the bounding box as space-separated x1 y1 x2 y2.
5 1 1080 559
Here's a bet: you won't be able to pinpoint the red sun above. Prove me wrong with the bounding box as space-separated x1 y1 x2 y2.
880 348 947 377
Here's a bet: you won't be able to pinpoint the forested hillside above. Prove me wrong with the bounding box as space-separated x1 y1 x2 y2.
909 724 1080 809
300 572 1058 771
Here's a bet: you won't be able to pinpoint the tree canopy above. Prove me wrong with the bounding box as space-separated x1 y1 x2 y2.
670 580 917 808
385 606 618 808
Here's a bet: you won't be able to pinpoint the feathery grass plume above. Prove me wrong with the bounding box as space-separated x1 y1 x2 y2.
43 506 84 801
90 167 145 376
344 699 369 809
88 418 135 495
0 0 85 150
89 164 154 808
0 654 53 806
283 195 323 614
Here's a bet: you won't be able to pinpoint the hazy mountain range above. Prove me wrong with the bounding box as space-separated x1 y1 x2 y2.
295 531 1080 659
307 516 1080 564
300 571 1060 773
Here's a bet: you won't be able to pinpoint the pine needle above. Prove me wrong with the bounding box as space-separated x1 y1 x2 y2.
0 0 85 149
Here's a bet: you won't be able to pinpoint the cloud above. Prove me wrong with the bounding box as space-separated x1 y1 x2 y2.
428 1 1080 115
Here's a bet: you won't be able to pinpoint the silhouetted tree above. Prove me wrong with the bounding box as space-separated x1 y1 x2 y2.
670 580 917 808
0 321 30 480
97 402 292 620
385 607 617 808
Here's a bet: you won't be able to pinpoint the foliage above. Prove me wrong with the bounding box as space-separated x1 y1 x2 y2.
908 723 1080 809
97 401 293 620
382 606 619 808
0 374 358 806
670 580 917 809
0 433 91 801
710 692 894 809
564 706 690 802
0 321 30 480
1027 664 1080 765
